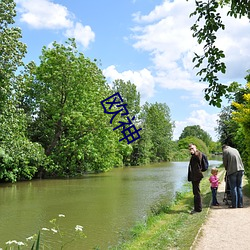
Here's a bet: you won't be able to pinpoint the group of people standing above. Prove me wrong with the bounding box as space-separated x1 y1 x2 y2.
188 143 244 214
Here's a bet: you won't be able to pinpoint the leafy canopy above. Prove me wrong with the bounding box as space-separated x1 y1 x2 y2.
189 0 250 107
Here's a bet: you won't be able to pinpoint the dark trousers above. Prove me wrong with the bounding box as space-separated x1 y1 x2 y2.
192 181 202 212
211 187 218 205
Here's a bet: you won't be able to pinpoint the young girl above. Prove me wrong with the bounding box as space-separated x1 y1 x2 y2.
209 168 220 206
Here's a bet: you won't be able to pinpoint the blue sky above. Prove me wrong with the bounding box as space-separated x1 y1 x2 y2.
14 0 250 141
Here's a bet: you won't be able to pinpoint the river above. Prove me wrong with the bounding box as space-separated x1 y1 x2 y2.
0 160 222 249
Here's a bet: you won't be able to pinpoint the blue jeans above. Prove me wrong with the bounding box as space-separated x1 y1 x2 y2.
228 170 244 208
211 187 218 205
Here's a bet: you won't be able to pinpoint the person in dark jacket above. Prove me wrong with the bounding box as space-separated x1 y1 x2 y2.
222 144 244 208
188 143 204 214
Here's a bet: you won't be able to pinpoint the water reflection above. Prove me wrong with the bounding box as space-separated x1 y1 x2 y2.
0 160 221 249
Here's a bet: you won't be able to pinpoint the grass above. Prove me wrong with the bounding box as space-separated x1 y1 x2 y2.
111 169 225 250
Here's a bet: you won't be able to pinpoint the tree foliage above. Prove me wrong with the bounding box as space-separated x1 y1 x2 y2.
216 106 239 146
215 72 250 176
0 0 48 182
139 102 174 162
111 79 141 165
231 81 250 176
112 79 141 119
190 0 250 107
23 39 129 176
178 136 209 156
0 0 185 182
179 125 212 146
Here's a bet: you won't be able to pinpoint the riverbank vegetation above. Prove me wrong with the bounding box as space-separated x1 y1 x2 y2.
111 168 225 249
0 1 249 183
113 169 250 250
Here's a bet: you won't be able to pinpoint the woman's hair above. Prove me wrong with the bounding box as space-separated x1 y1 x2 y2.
211 167 218 174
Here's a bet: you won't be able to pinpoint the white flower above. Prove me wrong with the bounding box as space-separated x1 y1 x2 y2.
17 242 25 246
6 240 17 245
51 228 58 233
58 214 65 217
75 225 83 231
42 227 50 231
26 236 34 241
5 240 24 246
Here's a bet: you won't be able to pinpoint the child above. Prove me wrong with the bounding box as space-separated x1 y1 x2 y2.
209 168 220 206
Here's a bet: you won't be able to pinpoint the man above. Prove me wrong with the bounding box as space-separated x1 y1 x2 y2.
222 144 244 208
188 143 204 214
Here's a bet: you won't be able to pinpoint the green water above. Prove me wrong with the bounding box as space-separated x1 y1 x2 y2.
0 160 221 249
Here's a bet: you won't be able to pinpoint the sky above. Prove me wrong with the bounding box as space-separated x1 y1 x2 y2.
13 0 250 141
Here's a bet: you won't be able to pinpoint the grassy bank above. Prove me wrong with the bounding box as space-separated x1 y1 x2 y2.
111 169 225 250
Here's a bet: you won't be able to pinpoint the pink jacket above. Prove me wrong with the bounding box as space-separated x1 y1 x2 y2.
209 175 219 188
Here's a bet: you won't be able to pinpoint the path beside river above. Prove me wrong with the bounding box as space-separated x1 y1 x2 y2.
192 175 250 250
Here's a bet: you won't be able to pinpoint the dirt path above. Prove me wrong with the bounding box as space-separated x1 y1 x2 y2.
192 174 250 250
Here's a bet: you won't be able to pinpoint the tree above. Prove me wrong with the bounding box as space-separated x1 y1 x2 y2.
111 79 142 165
24 39 128 175
216 106 240 147
0 0 27 109
139 102 174 162
231 80 250 176
178 136 209 156
0 0 48 183
179 125 212 146
112 79 140 119
190 0 250 107
216 72 250 149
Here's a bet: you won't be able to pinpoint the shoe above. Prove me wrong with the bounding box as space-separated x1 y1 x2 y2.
190 209 201 214
212 203 220 206
228 205 236 208
238 205 243 208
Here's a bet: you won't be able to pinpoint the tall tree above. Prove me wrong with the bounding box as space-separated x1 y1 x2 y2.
0 0 27 109
0 0 46 182
111 79 141 165
230 76 250 176
24 39 128 175
139 102 174 162
189 0 250 107
112 79 141 119
216 106 240 147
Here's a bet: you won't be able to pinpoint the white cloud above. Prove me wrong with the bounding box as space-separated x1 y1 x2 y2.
214 7 250 81
130 0 250 96
173 110 219 141
16 0 95 49
16 0 73 29
65 22 95 48
103 65 155 103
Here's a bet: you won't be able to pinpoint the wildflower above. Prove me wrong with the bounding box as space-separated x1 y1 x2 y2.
51 228 58 233
26 236 34 241
58 214 65 217
6 240 17 245
17 242 25 246
42 228 50 231
75 225 83 232
5 240 25 246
